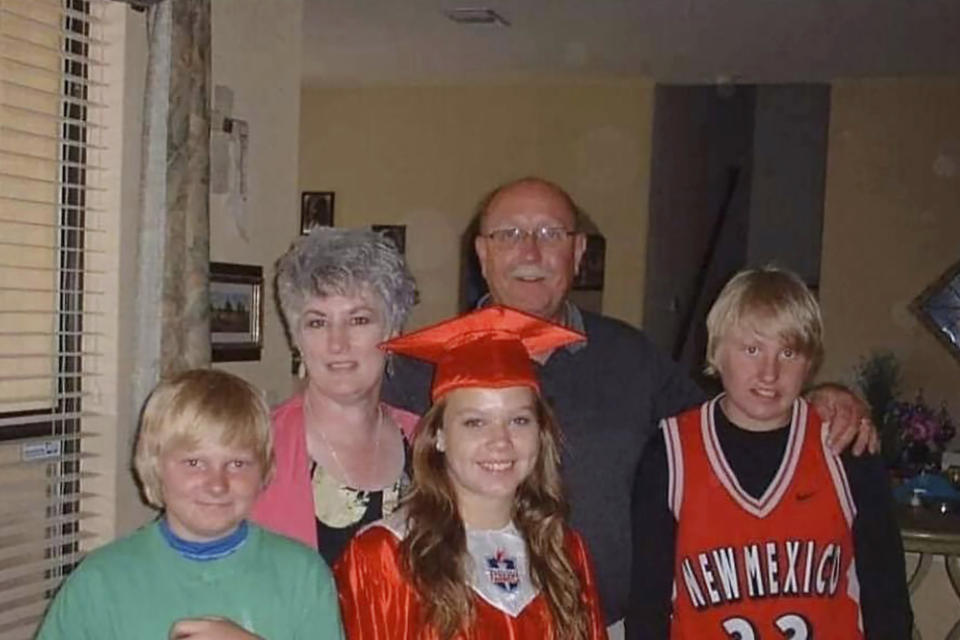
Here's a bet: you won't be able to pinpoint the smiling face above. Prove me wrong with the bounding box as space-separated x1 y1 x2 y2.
475 180 586 323
438 386 541 527
715 319 813 431
158 439 264 542
296 289 391 403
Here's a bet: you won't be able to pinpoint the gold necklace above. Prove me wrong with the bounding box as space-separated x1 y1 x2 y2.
303 394 383 489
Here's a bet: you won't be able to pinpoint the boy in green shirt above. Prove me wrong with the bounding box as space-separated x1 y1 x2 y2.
37 369 344 640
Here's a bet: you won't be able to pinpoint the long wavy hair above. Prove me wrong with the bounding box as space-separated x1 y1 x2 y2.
399 392 590 640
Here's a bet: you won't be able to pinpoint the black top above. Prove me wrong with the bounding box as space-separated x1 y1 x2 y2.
625 405 913 639
383 309 706 623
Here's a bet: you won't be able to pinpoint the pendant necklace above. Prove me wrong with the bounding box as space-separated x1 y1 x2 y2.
304 394 383 489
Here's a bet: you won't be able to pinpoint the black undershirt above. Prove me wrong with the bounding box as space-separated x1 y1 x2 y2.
625 404 913 640
713 410 791 500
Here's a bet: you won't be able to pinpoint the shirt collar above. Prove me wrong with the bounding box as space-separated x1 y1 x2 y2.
475 294 586 354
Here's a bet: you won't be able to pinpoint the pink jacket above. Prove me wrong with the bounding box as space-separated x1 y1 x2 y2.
249 394 420 549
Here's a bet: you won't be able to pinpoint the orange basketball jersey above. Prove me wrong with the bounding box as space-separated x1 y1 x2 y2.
663 396 863 640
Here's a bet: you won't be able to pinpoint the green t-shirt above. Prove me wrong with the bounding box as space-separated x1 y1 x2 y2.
36 520 343 639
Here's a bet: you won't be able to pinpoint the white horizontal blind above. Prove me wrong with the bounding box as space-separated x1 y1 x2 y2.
0 0 109 637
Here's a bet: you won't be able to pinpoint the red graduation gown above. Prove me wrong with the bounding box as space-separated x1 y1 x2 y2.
334 524 606 639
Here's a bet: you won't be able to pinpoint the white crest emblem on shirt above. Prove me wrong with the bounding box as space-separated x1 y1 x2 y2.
466 524 538 617
368 514 539 617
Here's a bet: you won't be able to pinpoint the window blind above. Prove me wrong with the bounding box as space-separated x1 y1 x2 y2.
0 0 109 637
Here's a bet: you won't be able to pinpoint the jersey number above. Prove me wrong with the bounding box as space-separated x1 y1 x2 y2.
722 614 810 639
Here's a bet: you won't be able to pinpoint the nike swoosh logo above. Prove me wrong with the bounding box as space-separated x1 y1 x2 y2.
796 491 816 501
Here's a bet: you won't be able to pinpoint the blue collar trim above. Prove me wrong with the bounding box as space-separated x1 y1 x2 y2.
158 518 248 562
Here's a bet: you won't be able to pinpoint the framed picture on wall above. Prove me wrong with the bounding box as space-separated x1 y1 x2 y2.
210 262 263 362
573 234 606 291
301 191 335 235
912 258 960 365
372 224 406 255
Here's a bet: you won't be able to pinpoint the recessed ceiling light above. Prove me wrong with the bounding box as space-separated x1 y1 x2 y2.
444 8 511 27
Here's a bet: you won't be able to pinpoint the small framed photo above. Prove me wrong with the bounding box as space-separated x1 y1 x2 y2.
573 234 606 291
210 262 263 362
912 258 960 365
372 224 406 255
301 191 335 235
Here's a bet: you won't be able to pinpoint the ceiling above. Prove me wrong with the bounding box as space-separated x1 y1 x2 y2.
302 0 960 86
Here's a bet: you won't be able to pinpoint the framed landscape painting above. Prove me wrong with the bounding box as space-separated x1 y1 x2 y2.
210 262 263 362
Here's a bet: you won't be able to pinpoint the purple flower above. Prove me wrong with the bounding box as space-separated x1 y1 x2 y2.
889 395 956 451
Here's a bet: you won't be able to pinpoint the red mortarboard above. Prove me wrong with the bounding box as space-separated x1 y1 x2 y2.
380 306 585 401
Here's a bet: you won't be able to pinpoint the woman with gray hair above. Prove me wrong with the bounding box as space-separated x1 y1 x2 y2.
251 227 420 565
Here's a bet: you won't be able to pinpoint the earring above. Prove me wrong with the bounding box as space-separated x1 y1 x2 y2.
293 349 306 379
436 432 445 453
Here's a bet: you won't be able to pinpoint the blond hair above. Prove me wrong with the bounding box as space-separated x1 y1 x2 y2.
133 369 273 508
399 395 590 640
705 266 823 377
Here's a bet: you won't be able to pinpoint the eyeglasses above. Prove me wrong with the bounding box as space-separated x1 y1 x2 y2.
481 226 577 247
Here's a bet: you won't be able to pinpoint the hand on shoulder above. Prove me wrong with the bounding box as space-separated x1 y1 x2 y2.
807 383 879 456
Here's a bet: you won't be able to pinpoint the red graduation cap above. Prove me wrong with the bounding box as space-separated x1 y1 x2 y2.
380 306 585 401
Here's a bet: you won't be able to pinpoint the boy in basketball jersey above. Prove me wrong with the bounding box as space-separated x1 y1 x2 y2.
626 267 912 639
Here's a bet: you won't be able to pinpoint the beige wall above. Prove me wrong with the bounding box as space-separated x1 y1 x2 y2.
820 80 960 640
299 82 655 330
209 0 303 407
819 79 960 421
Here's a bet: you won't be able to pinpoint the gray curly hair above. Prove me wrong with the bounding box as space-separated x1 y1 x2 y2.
275 227 418 345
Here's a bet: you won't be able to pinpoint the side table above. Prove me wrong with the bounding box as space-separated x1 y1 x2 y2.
897 504 960 640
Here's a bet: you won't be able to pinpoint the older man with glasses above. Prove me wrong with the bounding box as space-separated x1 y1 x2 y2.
383 176 876 637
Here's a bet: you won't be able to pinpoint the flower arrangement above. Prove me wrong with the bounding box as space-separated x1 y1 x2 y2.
887 392 956 470
855 350 956 472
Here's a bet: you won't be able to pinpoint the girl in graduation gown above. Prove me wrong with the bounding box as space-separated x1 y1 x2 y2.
334 306 606 640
